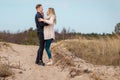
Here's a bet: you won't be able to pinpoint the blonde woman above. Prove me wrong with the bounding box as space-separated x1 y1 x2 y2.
40 8 56 65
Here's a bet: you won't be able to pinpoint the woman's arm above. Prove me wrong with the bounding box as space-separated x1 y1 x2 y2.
39 16 54 25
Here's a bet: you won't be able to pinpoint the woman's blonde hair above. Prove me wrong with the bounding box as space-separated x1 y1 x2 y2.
47 8 57 24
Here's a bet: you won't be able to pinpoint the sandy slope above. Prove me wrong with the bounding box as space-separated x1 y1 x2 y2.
0 42 68 80
0 42 120 80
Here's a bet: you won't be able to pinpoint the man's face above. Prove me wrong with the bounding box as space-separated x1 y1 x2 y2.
38 6 43 12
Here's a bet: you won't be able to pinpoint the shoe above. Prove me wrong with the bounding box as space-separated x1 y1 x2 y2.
37 60 45 66
35 61 39 64
46 61 53 65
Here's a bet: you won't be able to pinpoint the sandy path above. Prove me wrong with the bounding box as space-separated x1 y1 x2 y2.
0 43 68 80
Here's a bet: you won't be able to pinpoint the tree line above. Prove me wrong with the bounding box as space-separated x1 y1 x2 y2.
0 27 119 45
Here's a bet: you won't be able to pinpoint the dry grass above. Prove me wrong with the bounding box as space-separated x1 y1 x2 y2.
53 47 75 70
51 41 75 70
68 68 82 78
0 42 18 53
90 73 103 80
0 43 13 77
0 63 13 78
52 36 120 79
64 36 120 66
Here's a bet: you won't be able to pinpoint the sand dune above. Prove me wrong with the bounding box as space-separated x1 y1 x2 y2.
0 42 68 80
0 41 120 80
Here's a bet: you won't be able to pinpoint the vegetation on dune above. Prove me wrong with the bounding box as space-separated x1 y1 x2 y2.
52 36 120 79
0 27 118 45
54 36 120 66
0 63 13 78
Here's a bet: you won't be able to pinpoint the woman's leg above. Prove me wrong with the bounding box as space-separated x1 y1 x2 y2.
45 39 53 59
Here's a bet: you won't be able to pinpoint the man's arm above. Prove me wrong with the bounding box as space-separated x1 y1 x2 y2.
37 14 48 26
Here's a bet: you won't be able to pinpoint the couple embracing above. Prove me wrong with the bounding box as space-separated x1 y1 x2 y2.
35 4 56 66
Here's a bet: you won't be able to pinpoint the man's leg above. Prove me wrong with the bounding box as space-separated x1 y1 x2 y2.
36 48 40 64
39 33 45 60
35 32 45 65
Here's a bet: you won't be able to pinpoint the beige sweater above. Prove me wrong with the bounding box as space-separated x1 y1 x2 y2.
44 15 55 40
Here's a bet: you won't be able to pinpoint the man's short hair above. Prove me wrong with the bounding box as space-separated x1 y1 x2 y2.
36 4 42 9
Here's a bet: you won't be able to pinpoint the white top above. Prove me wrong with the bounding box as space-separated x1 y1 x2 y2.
44 15 55 40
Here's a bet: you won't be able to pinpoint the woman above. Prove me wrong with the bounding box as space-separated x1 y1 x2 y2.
40 8 56 65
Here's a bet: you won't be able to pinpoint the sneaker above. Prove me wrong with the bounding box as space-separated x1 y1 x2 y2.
46 61 53 65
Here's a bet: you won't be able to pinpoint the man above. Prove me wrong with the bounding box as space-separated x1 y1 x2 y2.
35 4 48 66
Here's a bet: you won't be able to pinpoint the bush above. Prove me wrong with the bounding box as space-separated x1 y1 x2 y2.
0 63 13 77
64 37 120 66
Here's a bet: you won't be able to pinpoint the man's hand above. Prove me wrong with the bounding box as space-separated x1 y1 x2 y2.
39 18 44 22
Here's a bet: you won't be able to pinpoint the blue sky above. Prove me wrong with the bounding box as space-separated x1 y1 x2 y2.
0 0 120 33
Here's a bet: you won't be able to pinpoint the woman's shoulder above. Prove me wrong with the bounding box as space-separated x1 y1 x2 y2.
51 15 55 18
45 15 55 20
49 15 55 18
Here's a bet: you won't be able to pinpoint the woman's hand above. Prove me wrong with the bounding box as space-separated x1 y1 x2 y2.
39 18 44 22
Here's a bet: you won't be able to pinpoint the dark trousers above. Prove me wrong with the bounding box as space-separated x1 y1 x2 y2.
36 32 45 63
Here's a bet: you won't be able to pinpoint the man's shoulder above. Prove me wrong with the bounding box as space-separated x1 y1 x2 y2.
35 12 41 18
37 12 42 15
36 12 39 16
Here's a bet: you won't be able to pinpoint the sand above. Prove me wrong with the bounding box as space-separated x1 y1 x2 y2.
0 42 120 80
